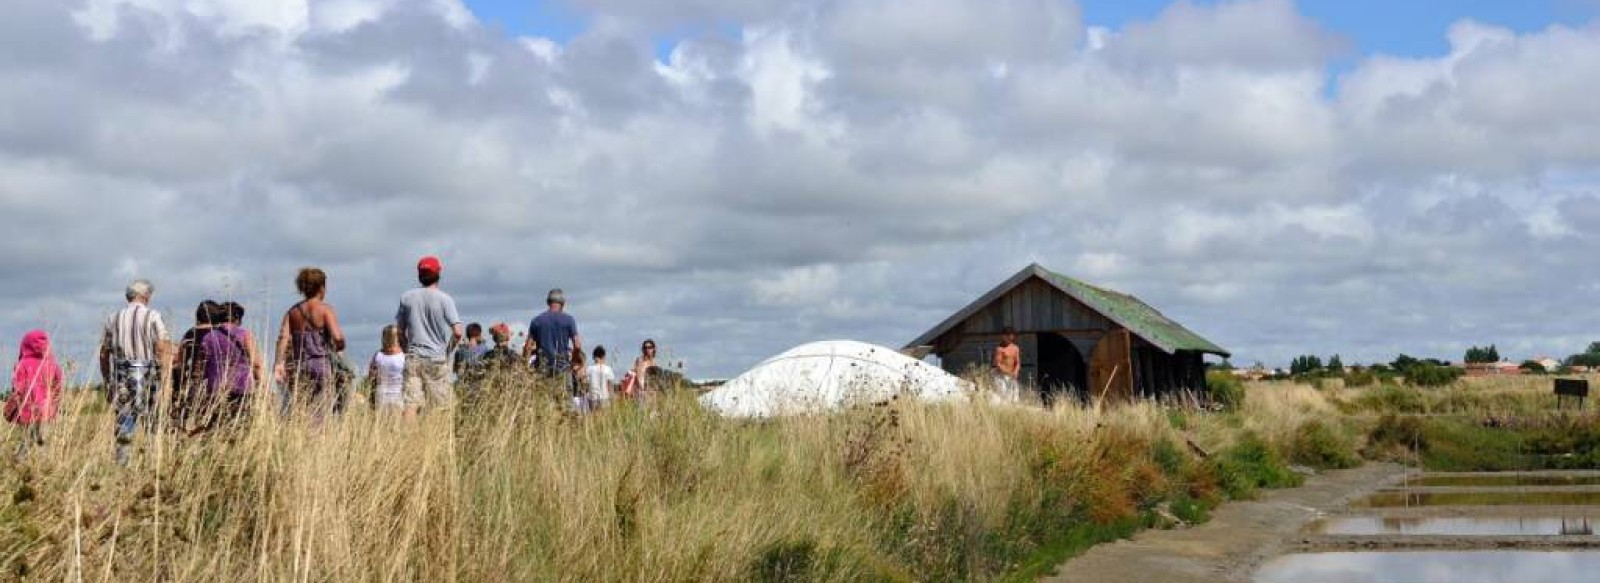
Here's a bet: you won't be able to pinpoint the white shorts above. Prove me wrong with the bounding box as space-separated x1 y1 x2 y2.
993 374 1020 402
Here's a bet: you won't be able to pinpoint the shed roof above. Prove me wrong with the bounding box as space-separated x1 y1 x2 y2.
906 263 1231 357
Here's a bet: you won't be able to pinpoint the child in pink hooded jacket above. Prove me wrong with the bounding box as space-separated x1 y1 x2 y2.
6 330 64 457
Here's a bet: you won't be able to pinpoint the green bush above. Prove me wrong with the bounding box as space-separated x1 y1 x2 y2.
1288 420 1359 469
751 539 820 582
1206 371 1245 412
1213 434 1302 499
1418 420 1527 471
1167 493 1209 525
1521 417 1600 469
1366 414 1427 453
1151 439 1186 476
1165 409 1189 431
1355 384 1426 414
1343 370 1377 388
1406 364 1464 387
1385 415 1600 472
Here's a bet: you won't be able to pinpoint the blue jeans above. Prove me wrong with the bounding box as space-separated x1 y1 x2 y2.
112 362 158 465
14 424 44 460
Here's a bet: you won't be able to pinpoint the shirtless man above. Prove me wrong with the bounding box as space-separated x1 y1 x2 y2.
993 326 1021 402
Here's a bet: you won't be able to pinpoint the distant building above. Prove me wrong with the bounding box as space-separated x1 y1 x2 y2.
1465 361 1525 376
904 263 1230 403
1231 368 1266 381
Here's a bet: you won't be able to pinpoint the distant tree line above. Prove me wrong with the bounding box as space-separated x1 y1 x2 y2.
1463 345 1500 364
1565 342 1600 369
1216 339 1600 390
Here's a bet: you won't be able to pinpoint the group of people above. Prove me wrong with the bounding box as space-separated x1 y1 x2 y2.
5 255 668 464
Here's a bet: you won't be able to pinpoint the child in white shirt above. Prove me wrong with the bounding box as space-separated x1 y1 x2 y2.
368 325 405 414
586 345 617 411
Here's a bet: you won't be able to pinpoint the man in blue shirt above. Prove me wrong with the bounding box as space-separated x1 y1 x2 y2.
524 289 581 394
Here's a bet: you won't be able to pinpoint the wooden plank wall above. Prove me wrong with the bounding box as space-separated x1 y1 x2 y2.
1130 340 1208 400
942 334 1039 386
951 278 1112 338
930 276 1210 402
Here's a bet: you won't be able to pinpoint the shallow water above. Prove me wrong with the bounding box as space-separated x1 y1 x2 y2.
1254 551 1600 583
1404 474 1600 488
1356 490 1600 508
1309 516 1596 536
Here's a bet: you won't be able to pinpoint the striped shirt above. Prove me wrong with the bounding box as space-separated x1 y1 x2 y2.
103 302 170 363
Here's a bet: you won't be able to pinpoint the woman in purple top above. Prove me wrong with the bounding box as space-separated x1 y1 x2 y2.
274 267 345 417
195 301 261 433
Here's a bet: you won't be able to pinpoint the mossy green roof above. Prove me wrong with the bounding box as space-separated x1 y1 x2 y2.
1034 267 1230 356
906 263 1230 357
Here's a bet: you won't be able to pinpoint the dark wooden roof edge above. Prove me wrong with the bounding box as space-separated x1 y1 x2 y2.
904 263 1232 358
904 264 1043 350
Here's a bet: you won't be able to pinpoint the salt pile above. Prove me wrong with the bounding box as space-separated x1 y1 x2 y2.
699 340 973 418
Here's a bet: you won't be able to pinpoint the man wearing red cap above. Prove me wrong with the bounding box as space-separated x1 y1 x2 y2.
395 255 463 415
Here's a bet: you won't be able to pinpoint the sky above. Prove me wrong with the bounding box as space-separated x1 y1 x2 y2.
465 0 1600 58
5 0 1600 380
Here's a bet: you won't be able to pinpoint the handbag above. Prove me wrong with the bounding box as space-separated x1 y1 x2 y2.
620 371 638 397
331 352 357 386
3 393 19 424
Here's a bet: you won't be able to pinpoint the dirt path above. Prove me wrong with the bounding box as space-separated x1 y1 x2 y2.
1043 463 1407 583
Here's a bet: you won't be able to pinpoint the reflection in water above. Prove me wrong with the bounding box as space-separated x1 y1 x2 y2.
1563 517 1595 536
1404 474 1600 488
1357 490 1600 508
1311 516 1596 536
1255 551 1600 583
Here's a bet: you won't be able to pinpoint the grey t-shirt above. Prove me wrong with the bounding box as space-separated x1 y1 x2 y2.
395 287 462 361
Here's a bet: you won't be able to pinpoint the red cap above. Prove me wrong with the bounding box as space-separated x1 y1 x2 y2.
417 256 442 274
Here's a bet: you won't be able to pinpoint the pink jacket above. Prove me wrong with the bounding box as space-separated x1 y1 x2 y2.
6 330 63 425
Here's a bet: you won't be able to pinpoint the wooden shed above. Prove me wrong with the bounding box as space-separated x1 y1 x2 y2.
904 264 1231 404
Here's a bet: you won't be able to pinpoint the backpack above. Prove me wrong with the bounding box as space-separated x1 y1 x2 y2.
202 325 253 396
180 328 214 393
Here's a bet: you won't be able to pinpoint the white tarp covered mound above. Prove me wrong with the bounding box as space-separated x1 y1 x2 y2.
700 340 973 418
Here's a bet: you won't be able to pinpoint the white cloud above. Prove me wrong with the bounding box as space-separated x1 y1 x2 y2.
740 26 833 137
750 265 842 307
1106 0 1345 70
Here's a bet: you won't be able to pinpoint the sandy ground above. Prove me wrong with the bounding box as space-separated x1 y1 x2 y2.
1043 463 1408 583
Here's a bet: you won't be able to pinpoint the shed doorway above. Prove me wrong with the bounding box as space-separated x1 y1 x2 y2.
1037 332 1088 406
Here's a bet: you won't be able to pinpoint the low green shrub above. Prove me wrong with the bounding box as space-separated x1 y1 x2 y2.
1206 371 1245 412
1520 415 1600 469
751 538 820 582
1419 420 1527 471
1165 409 1189 431
1366 414 1427 453
1288 420 1359 469
995 518 1142 583
1343 370 1377 388
1168 493 1209 525
1151 439 1186 477
1406 364 1464 387
1355 384 1426 414
1213 434 1302 499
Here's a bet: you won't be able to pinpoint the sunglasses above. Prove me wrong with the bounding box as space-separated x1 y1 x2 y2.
644 346 657 350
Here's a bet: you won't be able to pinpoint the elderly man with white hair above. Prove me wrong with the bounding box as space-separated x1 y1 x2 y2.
99 278 174 465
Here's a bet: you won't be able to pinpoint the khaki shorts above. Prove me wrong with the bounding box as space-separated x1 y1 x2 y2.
403 357 455 410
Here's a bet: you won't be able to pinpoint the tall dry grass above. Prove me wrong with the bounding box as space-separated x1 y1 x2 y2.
1 373 1349 582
